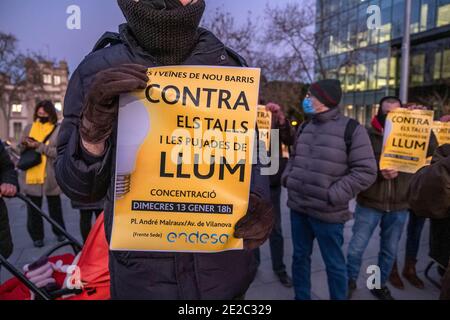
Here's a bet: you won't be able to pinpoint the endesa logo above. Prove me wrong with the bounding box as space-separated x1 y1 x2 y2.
167 231 229 245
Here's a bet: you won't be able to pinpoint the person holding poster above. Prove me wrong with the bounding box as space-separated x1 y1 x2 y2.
347 99 437 300
55 0 273 300
347 96 410 300
254 102 295 288
433 115 450 146
282 79 377 300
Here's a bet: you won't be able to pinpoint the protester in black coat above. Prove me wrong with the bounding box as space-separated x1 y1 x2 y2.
55 0 273 300
254 102 295 287
0 140 18 259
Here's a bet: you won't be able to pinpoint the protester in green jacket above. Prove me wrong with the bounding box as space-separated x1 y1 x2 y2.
346 97 437 300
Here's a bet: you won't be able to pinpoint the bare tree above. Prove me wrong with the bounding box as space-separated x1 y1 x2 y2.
0 32 44 138
202 8 259 67
264 0 363 83
202 7 310 116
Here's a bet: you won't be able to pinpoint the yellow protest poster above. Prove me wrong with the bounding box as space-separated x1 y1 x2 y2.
380 109 434 174
110 66 261 253
257 105 272 152
432 121 450 146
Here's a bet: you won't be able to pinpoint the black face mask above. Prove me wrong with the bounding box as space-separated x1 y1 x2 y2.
38 117 50 124
118 0 206 65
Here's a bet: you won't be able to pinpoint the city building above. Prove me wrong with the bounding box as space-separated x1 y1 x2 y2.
0 60 69 143
315 0 450 125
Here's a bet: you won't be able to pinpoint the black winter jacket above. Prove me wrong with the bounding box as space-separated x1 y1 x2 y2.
55 25 269 300
0 140 17 258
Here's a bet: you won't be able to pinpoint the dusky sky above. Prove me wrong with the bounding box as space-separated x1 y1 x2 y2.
0 0 298 73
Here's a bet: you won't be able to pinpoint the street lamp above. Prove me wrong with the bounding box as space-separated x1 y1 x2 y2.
400 0 412 104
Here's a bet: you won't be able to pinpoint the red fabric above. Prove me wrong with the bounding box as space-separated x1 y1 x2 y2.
371 116 384 133
61 213 109 300
0 254 74 300
0 214 109 300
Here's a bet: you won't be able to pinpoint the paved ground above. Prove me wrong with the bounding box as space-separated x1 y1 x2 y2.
0 189 442 300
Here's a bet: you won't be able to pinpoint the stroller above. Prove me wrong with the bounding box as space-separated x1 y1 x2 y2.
0 194 110 300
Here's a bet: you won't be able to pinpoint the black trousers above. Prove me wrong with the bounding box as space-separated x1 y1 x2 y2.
79 209 102 243
26 195 66 241
255 185 286 274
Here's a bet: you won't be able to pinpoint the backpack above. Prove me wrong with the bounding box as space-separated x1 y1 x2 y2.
294 118 359 156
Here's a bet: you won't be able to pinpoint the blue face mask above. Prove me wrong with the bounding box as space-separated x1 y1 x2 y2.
302 98 315 114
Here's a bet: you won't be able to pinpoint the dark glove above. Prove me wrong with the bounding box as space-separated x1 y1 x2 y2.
80 64 148 144
234 193 274 250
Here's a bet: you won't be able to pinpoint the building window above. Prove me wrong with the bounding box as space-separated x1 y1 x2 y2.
380 0 392 43
410 0 421 33
345 105 355 118
54 75 61 85
437 1 450 27
443 49 450 79
392 0 405 38
43 74 52 84
356 64 368 91
434 51 442 80
11 103 22 114
377 58 389 90
368 61 378 90
410 54 425 86
13 122 22 141
346 64 356 92
357 106 366 125
420 3 429 31
379 23 392 43
339 66 347 92
389 57 398 87
54 102 62 112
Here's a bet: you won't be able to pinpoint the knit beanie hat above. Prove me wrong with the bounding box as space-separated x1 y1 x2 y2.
118 0 206 65
309 79 342 108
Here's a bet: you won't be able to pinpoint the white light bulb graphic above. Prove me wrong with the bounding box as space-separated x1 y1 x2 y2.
115 95 150 199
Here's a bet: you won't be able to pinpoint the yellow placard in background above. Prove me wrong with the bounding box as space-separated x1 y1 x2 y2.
257 105 272 152
110 66 261 253
432 121 450 146
380 109 434 174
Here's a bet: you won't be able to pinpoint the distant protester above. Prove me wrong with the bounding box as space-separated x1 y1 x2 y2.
255 102 295 288
18 100 66 248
